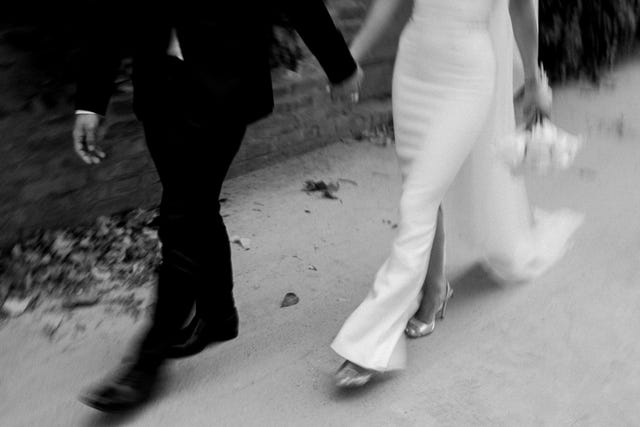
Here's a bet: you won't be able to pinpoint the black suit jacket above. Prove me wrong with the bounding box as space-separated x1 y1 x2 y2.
75 1 357 124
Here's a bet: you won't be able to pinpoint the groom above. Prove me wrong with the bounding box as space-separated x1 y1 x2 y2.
73 1 360 412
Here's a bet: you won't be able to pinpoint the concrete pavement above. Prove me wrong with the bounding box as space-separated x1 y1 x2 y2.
1 58 640 426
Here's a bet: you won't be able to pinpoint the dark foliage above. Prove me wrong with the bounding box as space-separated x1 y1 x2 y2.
10 1 640 96
540 0 640 82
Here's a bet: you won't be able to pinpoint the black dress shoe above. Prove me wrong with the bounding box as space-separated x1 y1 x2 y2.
79 362 160 412
166 313 238 359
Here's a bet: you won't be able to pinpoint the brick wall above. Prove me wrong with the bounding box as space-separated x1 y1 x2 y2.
0 0 410 247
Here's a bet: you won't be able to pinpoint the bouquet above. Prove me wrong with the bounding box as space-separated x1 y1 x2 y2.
495 70 584 174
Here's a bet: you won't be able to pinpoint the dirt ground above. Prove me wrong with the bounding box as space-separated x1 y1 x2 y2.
1 58 640 426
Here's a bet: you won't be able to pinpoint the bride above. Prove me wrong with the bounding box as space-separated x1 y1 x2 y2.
332 0 584 387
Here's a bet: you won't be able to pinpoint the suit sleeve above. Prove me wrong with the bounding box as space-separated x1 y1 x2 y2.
279 0 357 85
74 8 128 115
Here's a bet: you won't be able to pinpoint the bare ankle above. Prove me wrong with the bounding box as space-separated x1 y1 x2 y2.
416 278 448 320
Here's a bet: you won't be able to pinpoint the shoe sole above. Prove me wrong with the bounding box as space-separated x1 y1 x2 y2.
165 331 238 359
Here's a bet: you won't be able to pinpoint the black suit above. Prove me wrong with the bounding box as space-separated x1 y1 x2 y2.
76 1 357 367
76 1 356 122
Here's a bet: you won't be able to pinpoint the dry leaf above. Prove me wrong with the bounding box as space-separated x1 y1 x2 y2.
62 293 101 310
230 235 251 250
280 292 299 308
303 180 340 200
51 233 74 258
41 313 64 340
1 296 33 317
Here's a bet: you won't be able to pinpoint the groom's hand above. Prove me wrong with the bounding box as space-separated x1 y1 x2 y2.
329 65 363 104
73 113 106 164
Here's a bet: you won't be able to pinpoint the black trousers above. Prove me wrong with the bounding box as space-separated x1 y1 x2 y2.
136 57 248 365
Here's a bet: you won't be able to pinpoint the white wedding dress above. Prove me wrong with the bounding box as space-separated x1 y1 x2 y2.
332 0 584 371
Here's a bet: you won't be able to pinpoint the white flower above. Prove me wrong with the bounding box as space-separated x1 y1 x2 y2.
495 117 583 175
550 129 583 170
526 135 552 174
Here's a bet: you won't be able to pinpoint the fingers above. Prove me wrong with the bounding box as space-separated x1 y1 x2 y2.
522 86 553 127
328 67 363 105
338 91 360 104
328 84 360 104
73 126 93 164
73 121 105 165
85 144 107 164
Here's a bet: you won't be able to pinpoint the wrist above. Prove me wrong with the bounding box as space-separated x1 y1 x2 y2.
524 69 540 84
524 63 546 86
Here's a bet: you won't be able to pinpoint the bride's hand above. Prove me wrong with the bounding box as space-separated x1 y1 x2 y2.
522 77 552 124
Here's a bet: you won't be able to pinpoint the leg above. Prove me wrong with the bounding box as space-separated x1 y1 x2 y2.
79 89 196 413
81 119 219 412
80 58 246 411
138 52 247 356
161 120 247 359
404 205 452 338
421 204 446 312
142 114 247 360
332 65 495 375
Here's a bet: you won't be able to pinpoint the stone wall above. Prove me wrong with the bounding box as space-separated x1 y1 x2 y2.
0 0 410 246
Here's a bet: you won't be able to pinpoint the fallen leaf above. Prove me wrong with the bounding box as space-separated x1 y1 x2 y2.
91 267 112 282
322 191 339 200
338 178 358 186
24 272 33 291
69 252 87 264
382 219 398 229
281 292 299 308
303 180 340 200
0 207 163 307
41 313 64 340
78 237 92 248
62 294 101 310
2 296 34 317
230 236 251 250
51 233 75 258
11 244 23 258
